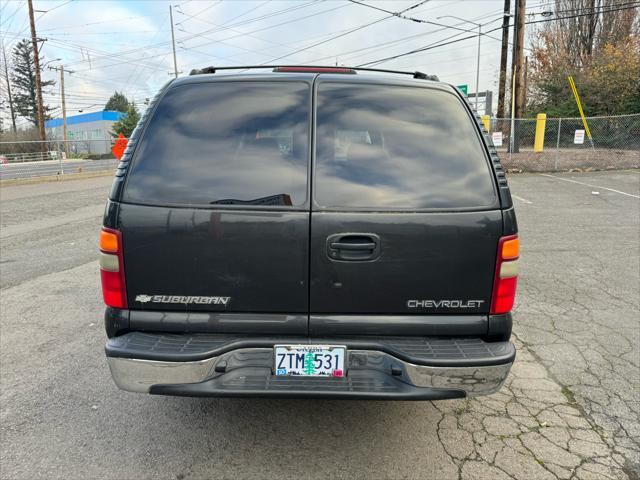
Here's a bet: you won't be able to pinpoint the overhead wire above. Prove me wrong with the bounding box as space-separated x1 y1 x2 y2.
61 1 326 71
300 9 507 66
176 1 347 54
252 0 434 65
347 0 507 43
63 2 346 77
356 1 640 67
0 0 25 29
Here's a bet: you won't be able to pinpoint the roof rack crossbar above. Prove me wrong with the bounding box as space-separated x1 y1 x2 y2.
189 65 438 81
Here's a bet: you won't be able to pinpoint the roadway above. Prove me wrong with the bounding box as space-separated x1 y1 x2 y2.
0 172 638 479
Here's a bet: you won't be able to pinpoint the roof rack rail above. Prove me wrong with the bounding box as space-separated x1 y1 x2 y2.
188 65 438 81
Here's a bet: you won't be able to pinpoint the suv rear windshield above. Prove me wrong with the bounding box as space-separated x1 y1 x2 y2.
123 82 310 207
315 83 496 209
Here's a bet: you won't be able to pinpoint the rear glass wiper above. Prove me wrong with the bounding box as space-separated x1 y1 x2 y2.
210 194 293 206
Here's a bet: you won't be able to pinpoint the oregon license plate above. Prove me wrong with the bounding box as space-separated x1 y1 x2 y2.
274 345 346 377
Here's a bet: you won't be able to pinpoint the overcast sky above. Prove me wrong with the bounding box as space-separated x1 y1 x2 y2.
1 0 552 125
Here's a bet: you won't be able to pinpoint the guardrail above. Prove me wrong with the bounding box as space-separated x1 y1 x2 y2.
0 139 124 181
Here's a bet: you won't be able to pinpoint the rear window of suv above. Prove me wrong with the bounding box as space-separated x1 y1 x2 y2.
315 83 496 209
123 82 310 207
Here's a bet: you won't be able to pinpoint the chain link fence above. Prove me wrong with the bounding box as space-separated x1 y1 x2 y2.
1 114 638 180
490 113 640 172
0 139 121 181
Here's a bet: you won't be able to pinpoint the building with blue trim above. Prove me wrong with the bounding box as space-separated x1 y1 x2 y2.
45 110 126 155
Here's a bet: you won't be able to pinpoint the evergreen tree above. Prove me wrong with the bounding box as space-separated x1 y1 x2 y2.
111 103 140 138
104 91 130 112
10 39 55 126
303 352 316 375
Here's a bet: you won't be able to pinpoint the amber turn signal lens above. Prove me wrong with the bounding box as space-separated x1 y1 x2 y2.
501 237 519 259
99 230 119 253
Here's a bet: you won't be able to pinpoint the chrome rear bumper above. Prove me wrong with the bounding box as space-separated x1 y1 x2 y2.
107 347 512 398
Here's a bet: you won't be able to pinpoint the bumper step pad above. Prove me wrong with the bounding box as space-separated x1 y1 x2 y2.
106 332 514 367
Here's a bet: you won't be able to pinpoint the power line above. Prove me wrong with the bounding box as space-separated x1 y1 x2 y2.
254 0 433 65
347 0 508 43
169 0 291 71
218 7 507 69
45 38 169 73
523 1 640 24
177 1 347 54
63 1 344 76
62 1 325 71
125 12 172 89
171 0 323 51
175 0 223 21
357 2 640 67
0 1 25 29
46 0 315 79
258 15 391 65
305 8 513 66
28 30 159 36
38 12 165 32
351 0 634 65
175 1 320 56
39 0 73 16
201 0 270 25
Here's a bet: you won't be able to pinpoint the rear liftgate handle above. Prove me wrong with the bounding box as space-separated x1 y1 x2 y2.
327 233 380 261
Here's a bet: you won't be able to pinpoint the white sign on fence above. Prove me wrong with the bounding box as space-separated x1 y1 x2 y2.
492 132 503 147
574 129 585 144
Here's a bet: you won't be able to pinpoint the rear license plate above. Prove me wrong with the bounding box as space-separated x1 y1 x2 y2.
274 345 346 377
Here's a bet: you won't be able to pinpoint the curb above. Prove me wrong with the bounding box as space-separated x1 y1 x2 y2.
0 169 115 187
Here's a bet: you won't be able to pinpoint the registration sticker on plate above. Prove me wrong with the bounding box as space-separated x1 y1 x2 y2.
274 345 346 377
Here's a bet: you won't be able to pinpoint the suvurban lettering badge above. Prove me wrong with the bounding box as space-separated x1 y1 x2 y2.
407 299 484 309
135 294 230 305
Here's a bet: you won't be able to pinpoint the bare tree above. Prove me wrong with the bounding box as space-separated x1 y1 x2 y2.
526 0 639 115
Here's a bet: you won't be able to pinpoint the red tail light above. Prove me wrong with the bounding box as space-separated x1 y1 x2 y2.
490 235 519 314
99 227 127 308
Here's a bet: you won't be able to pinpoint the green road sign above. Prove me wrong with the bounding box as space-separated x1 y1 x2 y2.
456 84 468 96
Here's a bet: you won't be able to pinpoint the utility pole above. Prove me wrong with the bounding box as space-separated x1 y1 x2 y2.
48 65 73 158
497 0 511 120
169 5 178 78
1 42 17 133
509 0 526 152
28 0 46 144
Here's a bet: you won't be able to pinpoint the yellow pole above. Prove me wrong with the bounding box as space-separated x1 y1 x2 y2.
568 76 593 146
534 113 546 152
481 115 491 132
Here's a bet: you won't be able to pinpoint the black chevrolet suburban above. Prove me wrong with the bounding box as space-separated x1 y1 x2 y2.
100 66 519 400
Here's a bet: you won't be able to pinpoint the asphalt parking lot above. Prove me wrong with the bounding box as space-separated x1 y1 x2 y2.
1 171 638 480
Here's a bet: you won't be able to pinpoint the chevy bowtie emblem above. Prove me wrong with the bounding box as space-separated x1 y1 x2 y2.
135 295 153 303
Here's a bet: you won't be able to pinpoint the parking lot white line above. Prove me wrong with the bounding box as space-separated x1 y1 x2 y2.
511 194 533 204
540 173 640 199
